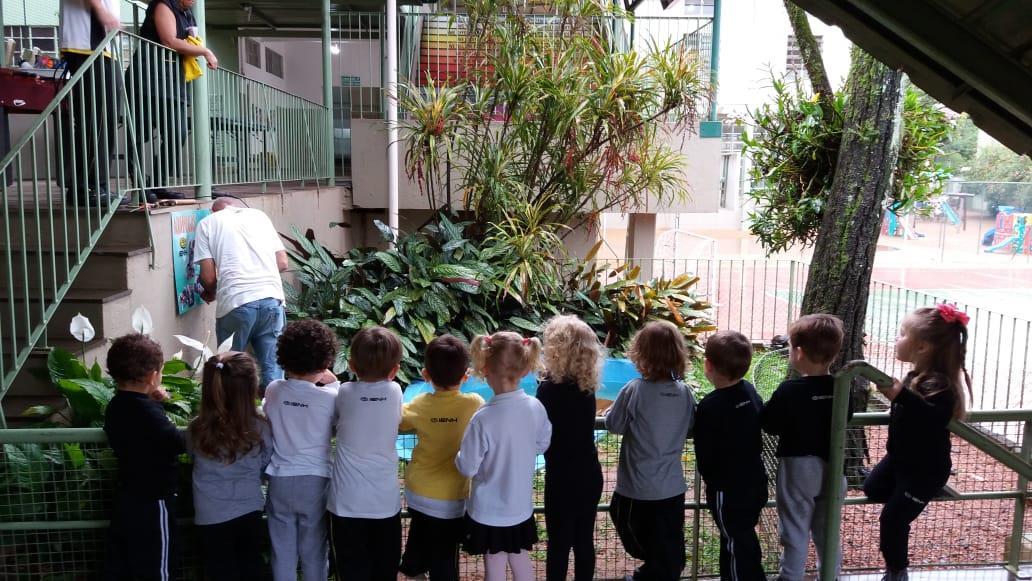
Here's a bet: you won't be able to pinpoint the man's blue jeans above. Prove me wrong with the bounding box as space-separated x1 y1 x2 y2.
216 297 285 390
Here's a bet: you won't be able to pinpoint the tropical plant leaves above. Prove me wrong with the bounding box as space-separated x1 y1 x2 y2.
286 215 713 385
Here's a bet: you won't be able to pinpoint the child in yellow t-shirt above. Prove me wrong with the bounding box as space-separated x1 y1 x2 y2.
399 335 485 580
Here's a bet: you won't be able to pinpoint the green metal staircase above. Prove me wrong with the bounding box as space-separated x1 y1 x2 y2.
0 30 142 426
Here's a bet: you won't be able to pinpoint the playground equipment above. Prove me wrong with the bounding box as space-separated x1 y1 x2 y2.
882 209 923 239
882 195 965 240
986 209 1032 255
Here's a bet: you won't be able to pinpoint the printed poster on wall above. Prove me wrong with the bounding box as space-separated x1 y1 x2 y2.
172 208 212 315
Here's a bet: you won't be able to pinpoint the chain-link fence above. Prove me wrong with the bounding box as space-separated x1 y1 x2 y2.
3 366 1030 579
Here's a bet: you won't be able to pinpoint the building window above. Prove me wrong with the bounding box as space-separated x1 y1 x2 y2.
3 26 59 61
265 48 284 78
786 34 822 77
245 38 261 67
684 0 714 18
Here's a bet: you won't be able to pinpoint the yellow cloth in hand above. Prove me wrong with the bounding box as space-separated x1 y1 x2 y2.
183 36 204 82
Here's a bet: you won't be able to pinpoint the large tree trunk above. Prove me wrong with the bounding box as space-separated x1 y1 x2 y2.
801 47 904 483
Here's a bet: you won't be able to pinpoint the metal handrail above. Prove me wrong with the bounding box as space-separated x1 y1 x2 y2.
822 361 1032 579
3 387 1032 575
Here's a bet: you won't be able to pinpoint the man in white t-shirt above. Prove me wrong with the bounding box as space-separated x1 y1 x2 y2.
194 197 288 388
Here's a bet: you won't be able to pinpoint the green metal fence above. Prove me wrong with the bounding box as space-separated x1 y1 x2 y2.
610 257 1031 417
2 362 1030 578
0 30 135 427
209 69 333 188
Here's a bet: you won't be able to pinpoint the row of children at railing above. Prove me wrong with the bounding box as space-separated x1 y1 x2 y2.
100 302 971 581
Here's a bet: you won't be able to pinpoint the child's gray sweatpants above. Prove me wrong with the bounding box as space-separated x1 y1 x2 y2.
775 456 845 580
267 475 330 581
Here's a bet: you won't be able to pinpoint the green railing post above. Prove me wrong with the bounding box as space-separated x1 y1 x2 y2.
322 0 335 186
823 361 891 580
192 0 212 199
1007 419 1032 573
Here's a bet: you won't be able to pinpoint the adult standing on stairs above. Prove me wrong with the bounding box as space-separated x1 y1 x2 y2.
128 0 217 203
58 0 121 207
194 197 287 391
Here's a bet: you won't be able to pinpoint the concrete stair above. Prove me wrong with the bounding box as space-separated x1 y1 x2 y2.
0 206 152 426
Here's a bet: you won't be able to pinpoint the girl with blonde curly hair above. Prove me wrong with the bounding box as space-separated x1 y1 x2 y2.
535 315 605 581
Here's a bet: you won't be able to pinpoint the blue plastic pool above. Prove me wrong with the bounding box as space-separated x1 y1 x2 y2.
395 358 641 468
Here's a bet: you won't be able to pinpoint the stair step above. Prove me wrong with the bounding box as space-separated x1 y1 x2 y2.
0 243 150 291
0 288 131 302
0 244 151 257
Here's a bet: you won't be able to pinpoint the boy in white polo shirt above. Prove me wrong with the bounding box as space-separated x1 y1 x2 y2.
327 326 405 580
263 319 340 581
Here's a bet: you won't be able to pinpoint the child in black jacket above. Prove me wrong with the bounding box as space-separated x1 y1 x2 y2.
760 314 849 581
695 331 767 581
103 333 185 580
864 305 973 581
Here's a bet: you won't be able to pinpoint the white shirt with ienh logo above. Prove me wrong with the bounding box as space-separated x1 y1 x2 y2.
263 378 339 478
327 380 404 519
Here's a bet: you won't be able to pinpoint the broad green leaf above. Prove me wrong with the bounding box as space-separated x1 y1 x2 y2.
375 251 403 273
414 318 436 345
508 317 542 332
162 359 190 375
63 443 86 469
47 348 89 384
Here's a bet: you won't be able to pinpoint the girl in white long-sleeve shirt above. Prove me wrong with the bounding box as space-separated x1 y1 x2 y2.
456 331 552 581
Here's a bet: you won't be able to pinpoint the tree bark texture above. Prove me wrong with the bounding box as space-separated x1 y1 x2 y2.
801 48 904 482
784 1 835 118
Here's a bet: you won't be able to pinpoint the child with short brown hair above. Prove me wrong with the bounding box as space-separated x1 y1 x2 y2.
696 331 767 581
457 331 552 581
399 335 484 581
103 333 184 580
328 325 405 580
760 313 849 581
606 321 696 581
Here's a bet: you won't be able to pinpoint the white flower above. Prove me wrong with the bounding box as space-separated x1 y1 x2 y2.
175 334 213 361
171 350 184 361
174 334 206 351
216 333 235 355
70 313 95 343
131 306 154 335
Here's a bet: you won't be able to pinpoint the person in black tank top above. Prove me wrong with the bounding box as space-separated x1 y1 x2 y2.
128 0 217 202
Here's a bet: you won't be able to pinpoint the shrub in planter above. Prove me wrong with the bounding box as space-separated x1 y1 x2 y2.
285 216 714 385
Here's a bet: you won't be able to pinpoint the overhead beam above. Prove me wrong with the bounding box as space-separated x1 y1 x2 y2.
789 0 1032 156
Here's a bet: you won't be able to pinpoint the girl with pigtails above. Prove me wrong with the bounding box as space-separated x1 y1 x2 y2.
187 351 273 581
864 304 974 581
455 332 553 581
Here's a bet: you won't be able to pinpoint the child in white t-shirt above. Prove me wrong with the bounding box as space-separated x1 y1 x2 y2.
456 331 552 581
327 326 405 580
263 319 340 581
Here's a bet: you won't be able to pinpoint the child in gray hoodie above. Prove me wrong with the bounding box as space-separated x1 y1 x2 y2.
606 321 697 581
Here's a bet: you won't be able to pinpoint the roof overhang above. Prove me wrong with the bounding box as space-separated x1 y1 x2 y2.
789 0 1031 156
